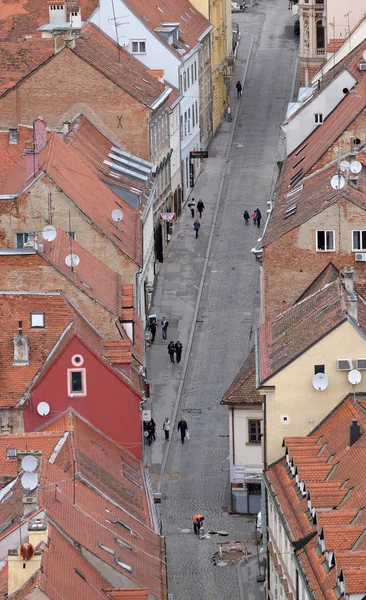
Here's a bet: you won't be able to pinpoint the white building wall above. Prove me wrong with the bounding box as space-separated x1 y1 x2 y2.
139 191 155 324
232 406 263 476
179 52 201 201
283 70 357 155
169 102 182 193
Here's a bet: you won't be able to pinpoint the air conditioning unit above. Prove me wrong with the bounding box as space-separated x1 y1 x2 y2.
359 63 366 71
356 358 366 370
337 358 353 371
355 253 366 261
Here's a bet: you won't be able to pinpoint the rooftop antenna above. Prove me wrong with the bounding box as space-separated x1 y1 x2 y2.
47 191 54 224
109 1 129 61
37 401 50 416
42 225 57 242
329 18 336 77
345 11 352 52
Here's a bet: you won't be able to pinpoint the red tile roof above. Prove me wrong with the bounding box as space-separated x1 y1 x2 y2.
295 263 341 304
0 39 54 97
0 432 63 479
106 590 149 600
73 24 168 108
221 347 262 405
122 0 211 58
0 126 33 183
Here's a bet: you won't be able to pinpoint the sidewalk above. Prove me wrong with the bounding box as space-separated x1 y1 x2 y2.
144 32 254 483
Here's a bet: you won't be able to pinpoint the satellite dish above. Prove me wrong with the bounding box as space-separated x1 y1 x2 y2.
312 373 329 391
21 455 38 472
350 161 362 174
37 401 50 416
112 208 123 222
330 174 345 190
42 225 57 242
65 254 80 268
339 160 350 172
363 50 366 61
348 369 362 385
21 472 38 490
119 35 130 47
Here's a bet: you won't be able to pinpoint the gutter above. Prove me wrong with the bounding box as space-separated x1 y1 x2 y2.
150 86 172 111
198 24 214 42
169 93 183 110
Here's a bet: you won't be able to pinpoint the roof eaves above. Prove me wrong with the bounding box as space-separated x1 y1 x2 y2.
198 24 213 41
0 51 56 100
150 86 172 111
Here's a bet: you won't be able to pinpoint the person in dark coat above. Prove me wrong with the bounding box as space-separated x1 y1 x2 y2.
236 80 242 98
149 318 157 343
151 418 156 441
197 199 205 218
188 197 196 218
256 208 262 228
178 418 188 444
147 420 155 445
168 341 176 363
161 317 169 341
243 210 250 225
194 219 201 239
175 341 183 364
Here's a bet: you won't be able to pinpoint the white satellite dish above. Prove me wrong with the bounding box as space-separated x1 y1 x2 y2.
312 373 329 391
339 160 350 172
37 401 50 416
119 35 130 47
42 225 57 242
65 254 80 268
348 369 362 385
21 472 38 491
330 174 345 190
21 455 38 472
350 161 362 174
363 50 366 61
112 208 123 222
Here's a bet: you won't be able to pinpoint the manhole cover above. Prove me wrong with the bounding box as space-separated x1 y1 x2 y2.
218 531 229 536
208 531 218 535
216 560 229 567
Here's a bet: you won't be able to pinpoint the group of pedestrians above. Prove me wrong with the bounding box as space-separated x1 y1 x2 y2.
226 80 243 122
243 208 262 228
149 316 169 343
188 198 205 239
167 340 183 363
146 417 189 444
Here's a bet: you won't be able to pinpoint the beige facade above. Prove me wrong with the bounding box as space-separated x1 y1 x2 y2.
261 320 366 465
298 0 326 85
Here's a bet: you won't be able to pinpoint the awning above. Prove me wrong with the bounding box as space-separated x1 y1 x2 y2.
159 212 176 222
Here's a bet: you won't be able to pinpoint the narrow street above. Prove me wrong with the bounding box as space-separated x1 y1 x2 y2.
146 1 299 598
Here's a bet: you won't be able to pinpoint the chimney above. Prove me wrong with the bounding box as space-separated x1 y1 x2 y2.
8 547 41 595
25 151 40 180
350 419 361 446
70 8 81 29
53 29 79 53
28 519 48 547
33 118 47 152
63 121 71 138
48 1 66 25
344 266 354 294
13 322 29 366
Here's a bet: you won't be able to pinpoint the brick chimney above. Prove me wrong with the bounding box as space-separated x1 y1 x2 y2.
344 267 358 322
48 1 67 25
350 419 361 447
13 321 29 366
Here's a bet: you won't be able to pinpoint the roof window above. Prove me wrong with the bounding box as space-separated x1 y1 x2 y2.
115 538 132 551
98 542 114 555
6 449 17 458
116 519 132 534
9 129 18 145
74 569 87 581
115 557 133 573
31 312 45 328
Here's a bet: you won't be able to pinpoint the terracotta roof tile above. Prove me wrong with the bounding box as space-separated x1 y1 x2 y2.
295 263 341 304
0 126 33 182
0 39 54 96
73 24 168 107
106 590 149 600
342 568 366 593
221 347 262 405
0 432 63 479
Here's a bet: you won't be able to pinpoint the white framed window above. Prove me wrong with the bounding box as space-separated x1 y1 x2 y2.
191 64 194 83
187 68 190 88
16 233 29 248
180 116 183 140
188 108 191 134
67 368 87 397
352 230 366 251
192 103 195 128
183 72 187 91
131 40 146 54
316 230 335 251
179 75 182 92
195 101 198 124
184 112 187 136
31 312 45 328
194 61 197 81
314 113 323 124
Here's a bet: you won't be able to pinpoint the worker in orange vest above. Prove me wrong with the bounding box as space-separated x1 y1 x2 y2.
192 514 204 534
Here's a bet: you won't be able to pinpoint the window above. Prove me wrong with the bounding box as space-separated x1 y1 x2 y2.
187 68 190 88
184 111 187 136
194 61 197 81
248 420 261 444
180 115 183 140
67 368 86 396
188 108 191 134
179 75 183 92
316 230 335 251
314 365 325 374
192 103 195 128
183 72 187 91
314 113 323 124
116 519 132 533
31 312 45 328
352 230 366 251
16 233 29 249
66 231 76 240
195 100 198 124
191 64 194 83
131 40 146 54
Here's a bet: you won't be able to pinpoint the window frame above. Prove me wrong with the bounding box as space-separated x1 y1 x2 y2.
314 365 325 374
183 72 187 91
131 40 146 54
67 368 87 397
316 230 335 252
352 230 366 251
314 113 323 124
30 312 45 328
16 232 29 249
248 419 261 444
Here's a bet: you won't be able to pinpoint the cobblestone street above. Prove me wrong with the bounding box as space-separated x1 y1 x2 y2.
146 1 299 598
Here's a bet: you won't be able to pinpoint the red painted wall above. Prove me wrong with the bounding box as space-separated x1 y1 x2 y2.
23 337 142 458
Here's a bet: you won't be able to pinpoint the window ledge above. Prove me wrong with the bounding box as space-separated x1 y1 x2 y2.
246 442 261 446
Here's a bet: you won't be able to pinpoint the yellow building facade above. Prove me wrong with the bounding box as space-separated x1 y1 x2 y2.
191 0 232 134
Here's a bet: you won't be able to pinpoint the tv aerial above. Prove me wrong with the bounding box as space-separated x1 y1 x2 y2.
65 254 80 268
330 174 345 190
350 161 362 174
21 473 38 491
37 401 50 416
348 369 362 385
21 455 38 472
312 373 329 391
112 208 123 222
42 225 57 242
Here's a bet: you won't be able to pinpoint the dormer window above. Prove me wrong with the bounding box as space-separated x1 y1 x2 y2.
131 40 146 54
31 312 45 328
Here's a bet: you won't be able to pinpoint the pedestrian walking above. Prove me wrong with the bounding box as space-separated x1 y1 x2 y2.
194 219 201 239
251 210 257 225
226 104 232 122
192 514 205 535
256 208 262 228
188 197 196 218
162 417 170 440
168 341 176 363
197 199 205 218
151 418 156 441
243 210 250 225
161 317 169 341
175 341 183 363
288 0 294 9
147 420 155 446
236 80 242 99
178 418 188 444
149 317 157 343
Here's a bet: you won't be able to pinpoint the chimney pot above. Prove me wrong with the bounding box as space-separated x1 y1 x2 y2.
344 266 354 294
350 419 361 447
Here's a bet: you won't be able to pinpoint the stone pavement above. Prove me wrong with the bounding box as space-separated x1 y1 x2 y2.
145 1 299 598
